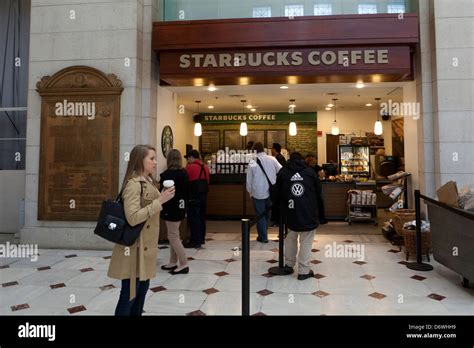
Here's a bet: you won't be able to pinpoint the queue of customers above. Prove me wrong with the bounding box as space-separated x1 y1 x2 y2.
107 142 326 315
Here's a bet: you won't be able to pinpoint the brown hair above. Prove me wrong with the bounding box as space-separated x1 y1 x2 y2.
166 149 182 170
252 141 264 153
121 145 159 191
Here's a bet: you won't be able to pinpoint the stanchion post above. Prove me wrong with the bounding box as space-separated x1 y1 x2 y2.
278 212 284 268
406 190 433 271
269 206 288 275
415 189 422 264
241 219 250 316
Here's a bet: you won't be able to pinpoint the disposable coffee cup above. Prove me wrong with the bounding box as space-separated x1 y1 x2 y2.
163 180 174 189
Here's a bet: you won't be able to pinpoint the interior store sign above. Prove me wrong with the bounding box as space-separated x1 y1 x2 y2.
180 49 389 68
196 112 317 124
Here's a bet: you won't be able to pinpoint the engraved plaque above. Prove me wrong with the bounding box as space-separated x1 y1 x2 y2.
37 66 123 221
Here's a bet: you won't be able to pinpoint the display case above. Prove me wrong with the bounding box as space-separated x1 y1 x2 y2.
339 145 370 178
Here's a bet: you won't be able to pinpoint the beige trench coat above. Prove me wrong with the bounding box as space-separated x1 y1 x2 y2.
107 176 161 300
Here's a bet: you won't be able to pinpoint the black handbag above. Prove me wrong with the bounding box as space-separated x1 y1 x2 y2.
94 183 145 246
189 163 209 199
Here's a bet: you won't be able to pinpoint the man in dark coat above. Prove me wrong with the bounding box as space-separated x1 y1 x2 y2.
275 152 320 280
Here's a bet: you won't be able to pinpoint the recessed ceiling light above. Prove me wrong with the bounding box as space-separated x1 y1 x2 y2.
327 103 334 108
208 85 217 92
325 107 332 111
251 108 256 112
246 104 253 109
365 103 373 107
356 82 365 89
208 105 214 109
280 86 289 89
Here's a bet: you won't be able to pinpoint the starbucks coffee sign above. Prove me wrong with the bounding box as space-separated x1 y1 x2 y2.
196 112 317 124
179 49 389 68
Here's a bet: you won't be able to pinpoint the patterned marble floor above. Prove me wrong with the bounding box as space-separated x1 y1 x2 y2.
1 232 473 316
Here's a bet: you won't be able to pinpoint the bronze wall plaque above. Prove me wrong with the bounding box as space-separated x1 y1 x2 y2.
36 66 123 221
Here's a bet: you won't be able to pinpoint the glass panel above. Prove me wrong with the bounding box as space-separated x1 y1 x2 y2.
284 4 304 17
314 3 332 16
0 110 26 170
253 6 272 17
358 3 378 14
161 0 413 21
387 3 406 13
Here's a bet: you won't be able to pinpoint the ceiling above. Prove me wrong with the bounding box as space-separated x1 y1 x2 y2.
168 82 405 113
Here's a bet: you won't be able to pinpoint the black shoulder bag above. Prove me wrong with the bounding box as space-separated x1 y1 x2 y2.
256 158 276 204
94 182 145 246
190 163 209 199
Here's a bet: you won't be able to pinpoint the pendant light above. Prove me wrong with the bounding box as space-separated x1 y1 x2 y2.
289 122 297 136
194 100 202 137
331 98 340 136
240 99 248 136
374 98 383 135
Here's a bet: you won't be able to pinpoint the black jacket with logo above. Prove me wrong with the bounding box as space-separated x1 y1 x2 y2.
275 158 320 232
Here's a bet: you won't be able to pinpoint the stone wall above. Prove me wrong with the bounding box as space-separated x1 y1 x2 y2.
21 0 160 249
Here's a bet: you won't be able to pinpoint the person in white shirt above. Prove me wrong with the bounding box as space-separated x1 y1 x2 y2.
246 142 282 243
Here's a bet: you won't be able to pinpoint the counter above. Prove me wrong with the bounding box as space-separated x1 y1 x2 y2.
207 174 253 218
206 176 391 220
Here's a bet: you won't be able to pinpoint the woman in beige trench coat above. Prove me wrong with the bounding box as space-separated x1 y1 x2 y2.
108 145 175 316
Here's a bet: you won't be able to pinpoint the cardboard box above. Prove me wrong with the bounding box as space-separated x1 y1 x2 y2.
436 181 460 208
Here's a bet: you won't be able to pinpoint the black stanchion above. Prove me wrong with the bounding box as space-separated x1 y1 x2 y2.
241 218 250 316
406 190 433 271
269 212 288 275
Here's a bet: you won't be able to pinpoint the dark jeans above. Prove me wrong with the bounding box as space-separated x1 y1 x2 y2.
188 192 207 245
115 278 150 316
252 197 271 241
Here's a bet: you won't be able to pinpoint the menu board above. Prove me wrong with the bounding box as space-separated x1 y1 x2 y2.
267 130 287 148
200 130 220 154
246 130 264 145
224 130 242 150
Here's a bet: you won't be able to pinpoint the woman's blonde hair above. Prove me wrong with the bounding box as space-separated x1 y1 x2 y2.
121 145 159 191
166 149 182 170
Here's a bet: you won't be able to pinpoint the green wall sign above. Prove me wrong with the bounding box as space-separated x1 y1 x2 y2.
196 112 317 124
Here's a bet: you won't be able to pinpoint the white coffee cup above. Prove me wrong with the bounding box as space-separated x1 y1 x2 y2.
163 180 174 189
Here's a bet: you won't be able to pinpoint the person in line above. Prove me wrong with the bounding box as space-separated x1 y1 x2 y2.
183 149 210 249
108 145 175 316
246 142 282 243
275 152 320 280
271 143 287 167
246 141 255 152
305 154 328 225
270 143 286 227
159 149 189 275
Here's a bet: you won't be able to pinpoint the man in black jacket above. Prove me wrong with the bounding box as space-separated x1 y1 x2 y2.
275 152 320 280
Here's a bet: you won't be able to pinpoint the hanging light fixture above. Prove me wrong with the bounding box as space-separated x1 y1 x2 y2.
194 100 202 137
374 98 383 135
240 99 248 136
331 98 340 135
289 122 297 136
